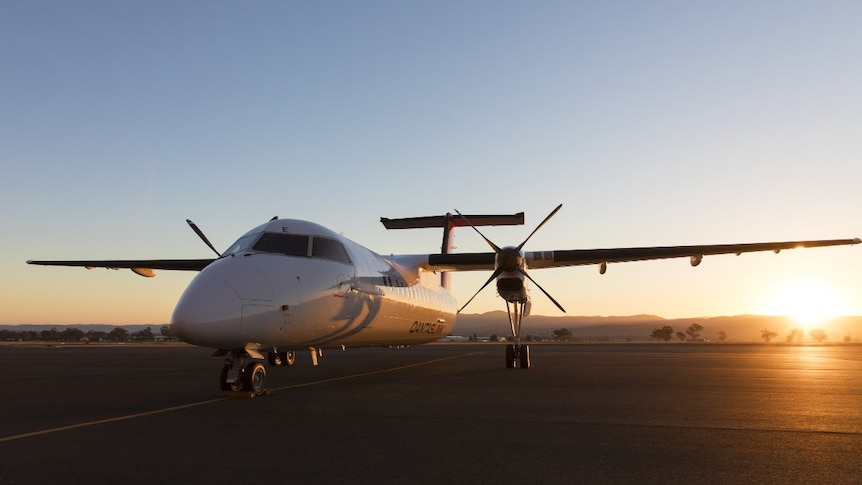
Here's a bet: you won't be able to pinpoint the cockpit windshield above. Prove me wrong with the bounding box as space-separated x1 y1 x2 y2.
222 232 351 263
252 233 310 257
223 233 261 256
311 237 351 263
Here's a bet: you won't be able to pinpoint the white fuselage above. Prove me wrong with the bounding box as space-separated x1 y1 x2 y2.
170 219 458 351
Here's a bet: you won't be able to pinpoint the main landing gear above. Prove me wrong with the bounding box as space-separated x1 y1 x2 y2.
267 350 296 367
505 343 531 369
504 300 531 369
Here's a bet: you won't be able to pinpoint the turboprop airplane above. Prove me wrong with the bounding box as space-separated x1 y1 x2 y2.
27 205 860 395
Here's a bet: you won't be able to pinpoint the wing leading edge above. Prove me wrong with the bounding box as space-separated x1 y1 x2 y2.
28 238 860 276
422 238 861 272
26 259 214 277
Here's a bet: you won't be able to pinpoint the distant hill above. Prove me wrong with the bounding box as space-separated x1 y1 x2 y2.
1 324 165 334
4 314 862 343
451 312 862 342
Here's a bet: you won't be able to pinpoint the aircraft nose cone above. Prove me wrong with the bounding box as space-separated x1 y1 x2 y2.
171 269 244 348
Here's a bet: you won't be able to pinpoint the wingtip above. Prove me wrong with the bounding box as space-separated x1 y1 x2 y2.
854 238 861 244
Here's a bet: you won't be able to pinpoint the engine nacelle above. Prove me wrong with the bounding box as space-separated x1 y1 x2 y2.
690 255 703 267
496 271 527 303
132 267 156 278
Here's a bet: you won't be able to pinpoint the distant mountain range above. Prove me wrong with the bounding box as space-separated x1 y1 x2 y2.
451 312 862 342
4 313 861 342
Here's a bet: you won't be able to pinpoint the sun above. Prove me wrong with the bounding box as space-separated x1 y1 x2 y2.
760 279 851 329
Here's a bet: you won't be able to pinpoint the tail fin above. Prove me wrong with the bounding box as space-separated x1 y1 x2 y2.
381 212 524 289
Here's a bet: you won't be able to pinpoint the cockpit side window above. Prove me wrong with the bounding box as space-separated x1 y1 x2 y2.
252 233 310 257
312 237 351 264
224 233 260 256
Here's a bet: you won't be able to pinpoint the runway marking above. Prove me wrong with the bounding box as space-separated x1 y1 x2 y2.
0 398 226 444
0 350 484 444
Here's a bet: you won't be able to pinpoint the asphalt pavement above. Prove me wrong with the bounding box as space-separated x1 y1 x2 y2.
1 342 860 484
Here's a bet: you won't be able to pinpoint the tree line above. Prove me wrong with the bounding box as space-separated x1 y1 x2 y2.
1 326 173 342
649 323 720 342
760 328 838 343
649 325 842 342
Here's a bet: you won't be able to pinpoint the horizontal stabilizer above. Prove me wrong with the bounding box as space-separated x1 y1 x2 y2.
381 213 524 230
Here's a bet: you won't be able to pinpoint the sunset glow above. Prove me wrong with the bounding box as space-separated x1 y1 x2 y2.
759 279 851 329
2 3 861 326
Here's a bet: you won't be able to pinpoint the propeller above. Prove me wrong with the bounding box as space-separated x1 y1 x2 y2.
186 219 222 257
456 204 566 314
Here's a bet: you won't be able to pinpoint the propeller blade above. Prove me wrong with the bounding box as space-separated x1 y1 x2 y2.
517 203 562 251
454 209 501 253
518 268 566 313
456 204 565 314
186 219 222 257
458 268 502 313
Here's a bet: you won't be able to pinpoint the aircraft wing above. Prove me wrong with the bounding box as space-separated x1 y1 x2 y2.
26 259 215 277
423 238 861 272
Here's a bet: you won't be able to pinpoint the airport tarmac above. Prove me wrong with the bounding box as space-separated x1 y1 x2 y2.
1 342 860 484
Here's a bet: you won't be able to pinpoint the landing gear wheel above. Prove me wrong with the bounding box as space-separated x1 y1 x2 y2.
505 345 516 369
518 344 531 369
242 362 267 395
220 364 241 392
268 350 297 367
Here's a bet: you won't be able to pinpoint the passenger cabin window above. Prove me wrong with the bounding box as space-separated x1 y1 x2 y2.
312 237 351 264
252 233 309 256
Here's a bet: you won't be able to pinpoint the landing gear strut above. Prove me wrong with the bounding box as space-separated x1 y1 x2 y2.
219 363 242 392
219 352 267 395
504 300 531 369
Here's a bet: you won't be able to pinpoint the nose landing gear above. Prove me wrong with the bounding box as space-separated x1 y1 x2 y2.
219 353 269 396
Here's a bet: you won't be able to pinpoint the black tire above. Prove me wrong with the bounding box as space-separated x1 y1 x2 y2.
242 362 267 395
220 365 241 392
519 344 531 369
283 350 296 366
505 345 516 369
267 351 281 366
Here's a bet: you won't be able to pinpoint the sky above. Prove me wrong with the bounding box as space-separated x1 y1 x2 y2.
2 1 861 327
